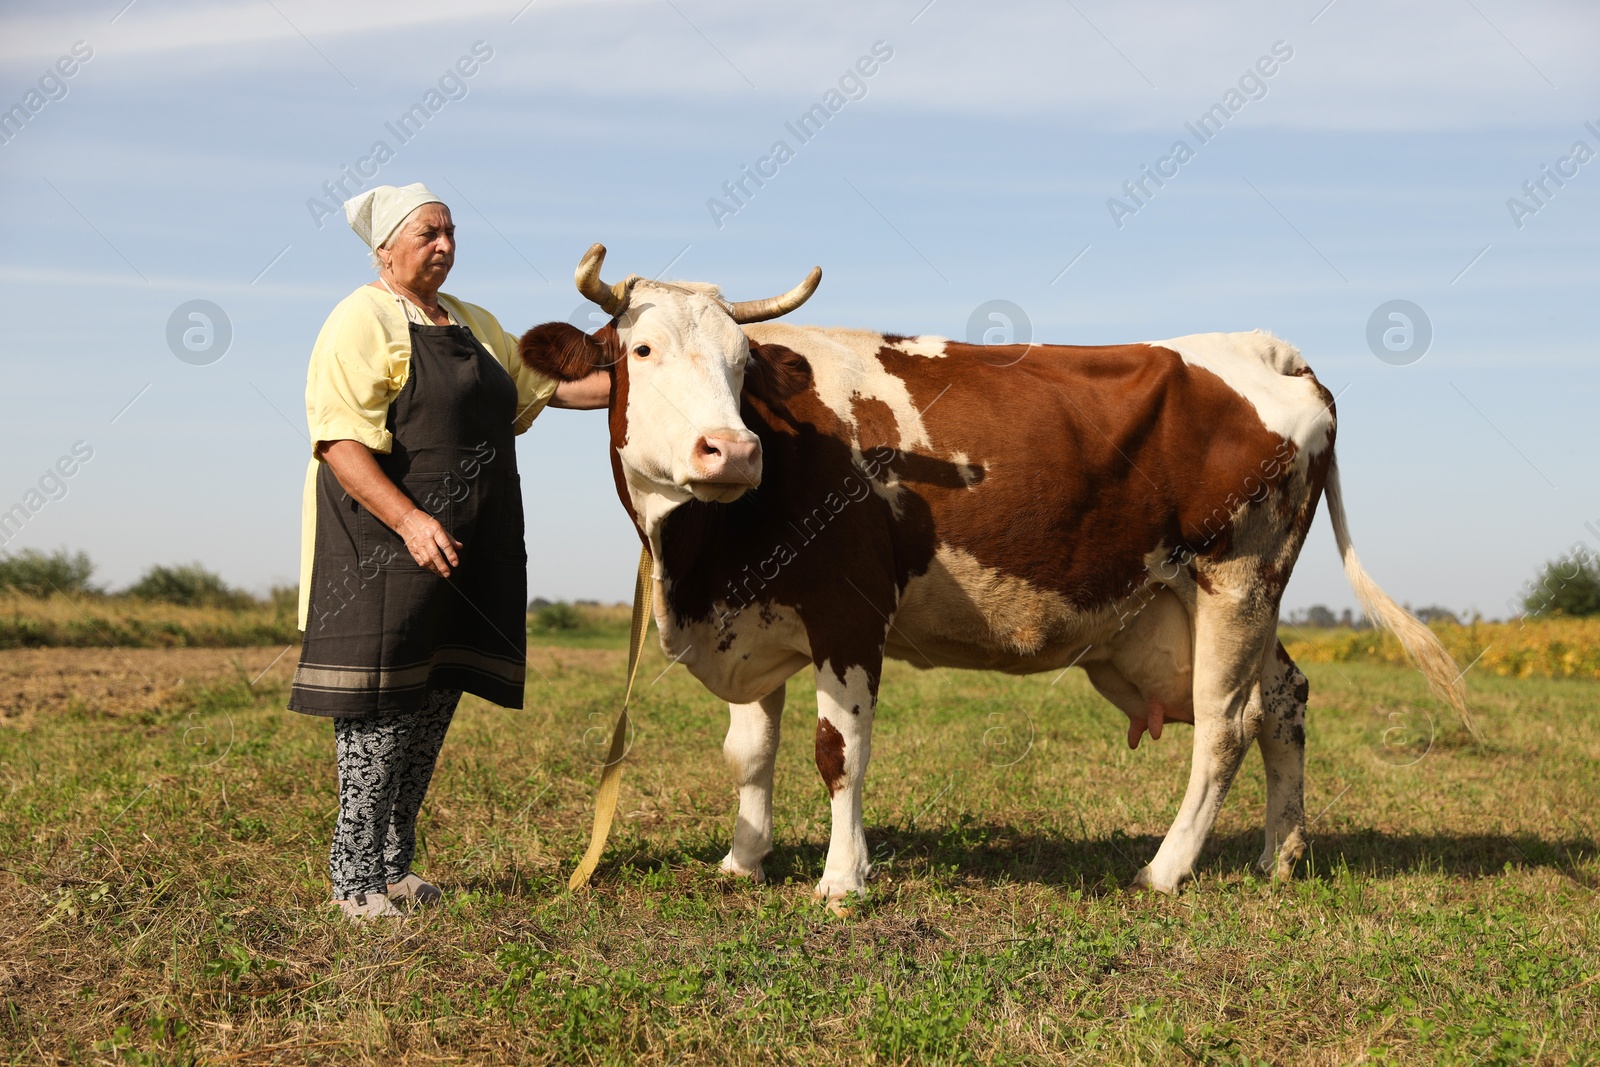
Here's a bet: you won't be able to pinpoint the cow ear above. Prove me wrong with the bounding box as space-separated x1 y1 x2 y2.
518 322 621 381
743 340 813 403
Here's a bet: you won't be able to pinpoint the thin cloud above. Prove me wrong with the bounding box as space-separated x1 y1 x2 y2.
4 0 1591 130
0 0 590 60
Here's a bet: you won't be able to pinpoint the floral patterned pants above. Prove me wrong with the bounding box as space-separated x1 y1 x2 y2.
329 688 461 898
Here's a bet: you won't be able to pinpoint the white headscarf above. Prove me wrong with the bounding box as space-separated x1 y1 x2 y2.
343 183 445 250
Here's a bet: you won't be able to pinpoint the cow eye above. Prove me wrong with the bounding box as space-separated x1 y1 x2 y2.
633 344 651 358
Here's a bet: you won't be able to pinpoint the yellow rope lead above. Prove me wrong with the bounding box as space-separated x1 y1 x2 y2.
567 545 655 892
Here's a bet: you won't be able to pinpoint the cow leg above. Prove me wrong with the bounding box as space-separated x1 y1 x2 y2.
812 663 878 912
719 684 785 882
1256 643 1309 880
1135 585 1274 894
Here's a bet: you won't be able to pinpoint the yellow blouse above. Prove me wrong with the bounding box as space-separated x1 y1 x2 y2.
298 284 558 629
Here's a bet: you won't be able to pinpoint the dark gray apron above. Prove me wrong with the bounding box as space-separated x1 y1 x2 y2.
289 316 527 717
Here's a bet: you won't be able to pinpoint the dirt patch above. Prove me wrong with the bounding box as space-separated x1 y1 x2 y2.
0 644 301 724
0 644 625 726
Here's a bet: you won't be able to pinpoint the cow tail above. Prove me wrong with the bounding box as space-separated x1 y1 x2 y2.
1324 453 1481 740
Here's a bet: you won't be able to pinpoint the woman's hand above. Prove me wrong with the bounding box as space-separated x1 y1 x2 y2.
319 439 463 578
397 508 463 577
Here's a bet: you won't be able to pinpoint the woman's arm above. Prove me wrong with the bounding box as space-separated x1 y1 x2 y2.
549 370 611 410
318 439 462 577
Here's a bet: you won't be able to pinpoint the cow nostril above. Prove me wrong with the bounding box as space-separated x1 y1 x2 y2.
696 437 722 459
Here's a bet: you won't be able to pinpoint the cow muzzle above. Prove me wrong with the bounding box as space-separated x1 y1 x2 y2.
687 429 762 501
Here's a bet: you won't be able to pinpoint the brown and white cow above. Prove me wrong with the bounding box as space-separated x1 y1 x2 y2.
521 245 1473 907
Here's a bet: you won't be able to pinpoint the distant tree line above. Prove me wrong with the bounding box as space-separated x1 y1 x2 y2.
1283 605 1375 630
9 545 1597 621
0 547 283 610
1283 604 1464 629
1285 546 1599 626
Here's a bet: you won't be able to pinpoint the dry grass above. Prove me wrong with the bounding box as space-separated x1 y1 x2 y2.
0 596 635 655
0 594 298 651
0 635 1596 1065
0 646 299 729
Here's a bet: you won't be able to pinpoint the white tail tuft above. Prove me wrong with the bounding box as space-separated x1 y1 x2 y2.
1324 454 1481 740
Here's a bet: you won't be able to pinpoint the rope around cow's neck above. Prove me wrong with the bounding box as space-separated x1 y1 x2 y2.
567 545 655 892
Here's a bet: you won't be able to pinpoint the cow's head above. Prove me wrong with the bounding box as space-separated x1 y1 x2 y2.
520 244 820 537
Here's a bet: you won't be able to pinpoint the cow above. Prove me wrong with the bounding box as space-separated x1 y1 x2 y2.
520 245 1474 910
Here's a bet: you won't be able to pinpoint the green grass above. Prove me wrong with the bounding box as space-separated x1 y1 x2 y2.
526 603 634 650
1 637 1596 1065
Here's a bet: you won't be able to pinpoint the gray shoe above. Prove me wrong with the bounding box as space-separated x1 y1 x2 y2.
334 892 403 923
386 873 442 907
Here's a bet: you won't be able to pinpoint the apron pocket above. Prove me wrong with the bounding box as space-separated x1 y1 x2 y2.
359 473 455 572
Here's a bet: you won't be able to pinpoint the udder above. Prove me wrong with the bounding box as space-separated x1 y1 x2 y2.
1083 590 1195 749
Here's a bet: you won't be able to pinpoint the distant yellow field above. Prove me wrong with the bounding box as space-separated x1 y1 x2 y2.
1282 617 1600 682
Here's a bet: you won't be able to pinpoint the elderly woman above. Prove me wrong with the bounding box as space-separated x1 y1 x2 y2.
289 183 608 922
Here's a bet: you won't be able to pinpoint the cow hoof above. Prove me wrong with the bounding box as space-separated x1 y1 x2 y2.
1132 865 1182 896
1257 850 1304 883
1255 853 1291 881
719 853 766 884
812 876 866 916
1257 830 1307 882
811 890 860 917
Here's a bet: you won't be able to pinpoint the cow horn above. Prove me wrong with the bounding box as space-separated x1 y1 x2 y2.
725 266 823 324
574 243 639 317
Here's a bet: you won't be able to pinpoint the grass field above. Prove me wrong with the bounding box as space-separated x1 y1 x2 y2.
0 595 634 654
1 627 1596 1064
9 590 1597 687
0 594 300 652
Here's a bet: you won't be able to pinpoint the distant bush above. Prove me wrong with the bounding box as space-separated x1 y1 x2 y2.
1284 604 1373 630
0 548 97 597
126 563 256 609
533 601 586 632
1523 548 1600 618
268 584 298 618
1295 605 1339 628
1412 605 1462 625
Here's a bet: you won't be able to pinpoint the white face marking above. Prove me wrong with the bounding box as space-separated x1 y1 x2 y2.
1150 330 1334 467
615 281 758 535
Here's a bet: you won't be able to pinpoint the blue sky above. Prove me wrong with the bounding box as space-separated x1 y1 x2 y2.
1 0 1596 617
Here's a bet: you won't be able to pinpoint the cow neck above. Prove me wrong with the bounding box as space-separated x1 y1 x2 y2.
632 481 690 562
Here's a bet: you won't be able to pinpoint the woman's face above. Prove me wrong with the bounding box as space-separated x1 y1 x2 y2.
381 203 455 294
